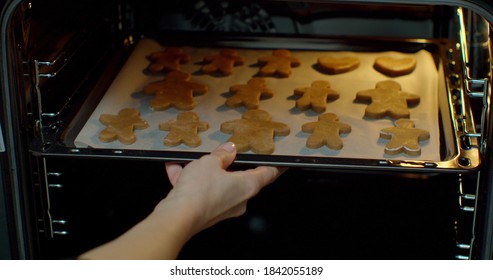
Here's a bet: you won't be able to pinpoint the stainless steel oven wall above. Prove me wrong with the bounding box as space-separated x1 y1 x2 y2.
0 0 126 259
452 3 493 259
474 17 493 258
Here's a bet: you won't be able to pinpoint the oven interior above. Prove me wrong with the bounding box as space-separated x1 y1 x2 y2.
45 158 461 260
17 0 487 171
2 0 492 259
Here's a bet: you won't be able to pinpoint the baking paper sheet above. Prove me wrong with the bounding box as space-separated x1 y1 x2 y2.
75 38 440 161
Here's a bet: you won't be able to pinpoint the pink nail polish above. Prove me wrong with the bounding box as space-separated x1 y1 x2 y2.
222 142 236 152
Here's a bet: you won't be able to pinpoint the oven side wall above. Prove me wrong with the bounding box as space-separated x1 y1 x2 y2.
478 156 493 259
0 0 38 259
476 41 493 258
0 159 12 259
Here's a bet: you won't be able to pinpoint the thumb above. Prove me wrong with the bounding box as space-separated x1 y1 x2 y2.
165 162 183 186
210 142 237 170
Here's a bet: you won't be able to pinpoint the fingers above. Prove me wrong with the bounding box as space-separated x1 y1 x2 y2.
161 142 288 237
245 166 285 190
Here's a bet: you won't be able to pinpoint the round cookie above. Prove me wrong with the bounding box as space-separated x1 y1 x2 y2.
374 56 417 77
317 56 360 74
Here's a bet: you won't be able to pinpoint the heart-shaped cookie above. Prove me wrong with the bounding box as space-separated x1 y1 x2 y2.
374 56 417 77
317 56 360 74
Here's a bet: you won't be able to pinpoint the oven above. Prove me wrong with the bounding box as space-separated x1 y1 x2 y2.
1 0 493 260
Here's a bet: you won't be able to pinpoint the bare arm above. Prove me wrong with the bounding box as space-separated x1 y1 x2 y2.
79 142 284 259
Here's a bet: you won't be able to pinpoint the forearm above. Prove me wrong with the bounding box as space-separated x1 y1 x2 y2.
79 199 196 260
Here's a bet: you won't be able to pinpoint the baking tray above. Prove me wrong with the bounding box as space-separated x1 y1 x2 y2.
72 37 450 169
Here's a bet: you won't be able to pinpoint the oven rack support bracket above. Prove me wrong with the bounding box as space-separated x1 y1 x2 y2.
463 77 489 153
457 7 491 155
25 28 100 121
455 174 479 260
36 159 69 239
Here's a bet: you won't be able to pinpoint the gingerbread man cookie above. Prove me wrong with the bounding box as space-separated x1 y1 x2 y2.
302 113 351 150
159 112 209 147
220 109 290 154
374 56 417 77
226 78 274 109
355 80 420 119
201 49 245 76
143 71 208 110
146 47 191 74
294 80 339 112
379 119 430 156
98 108 149 145
257 49 301 77
317 56 360 74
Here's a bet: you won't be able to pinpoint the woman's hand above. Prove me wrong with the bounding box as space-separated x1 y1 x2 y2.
159 141 285 236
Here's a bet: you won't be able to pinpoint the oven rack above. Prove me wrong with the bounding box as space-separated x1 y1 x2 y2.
28 34 110 145
25 27 134 152
32 30 91 80
28 27 109 114
24 0 130 122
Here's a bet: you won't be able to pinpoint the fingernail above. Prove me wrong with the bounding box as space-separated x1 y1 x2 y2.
221 142 236 153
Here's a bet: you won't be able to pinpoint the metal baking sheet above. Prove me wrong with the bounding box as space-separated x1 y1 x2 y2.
75 38 440 162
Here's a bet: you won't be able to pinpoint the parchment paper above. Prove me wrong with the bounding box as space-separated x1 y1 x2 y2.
75 38 440 161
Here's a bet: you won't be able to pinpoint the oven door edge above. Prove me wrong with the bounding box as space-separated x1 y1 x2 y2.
1 0 37 259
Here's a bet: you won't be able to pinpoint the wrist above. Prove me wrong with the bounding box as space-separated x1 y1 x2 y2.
151 194 201 241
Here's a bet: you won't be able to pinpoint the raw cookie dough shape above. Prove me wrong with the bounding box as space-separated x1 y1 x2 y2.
146 47 191 74
201 49 245 76
379 119 430 156
159 111 209 147
355 80 420 119
98 108 149 145
317 56 360 74
257 49 301 77
301 113 351 150
226 78 274 109
373 56 417 77
294 80 340 112
220 109 290 154
143 71 208 110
